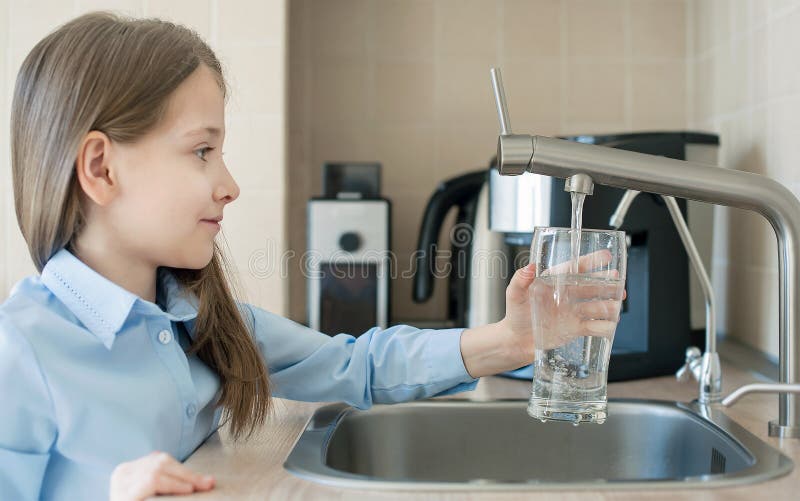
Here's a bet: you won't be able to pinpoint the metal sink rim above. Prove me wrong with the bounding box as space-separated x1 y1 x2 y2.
283 398 794 491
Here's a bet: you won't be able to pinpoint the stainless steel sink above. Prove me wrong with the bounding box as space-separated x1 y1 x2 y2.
284 399 793 490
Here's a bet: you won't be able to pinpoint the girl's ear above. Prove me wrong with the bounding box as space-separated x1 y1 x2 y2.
75 130 118 207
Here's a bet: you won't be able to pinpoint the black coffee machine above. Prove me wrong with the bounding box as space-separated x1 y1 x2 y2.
413 132 720 382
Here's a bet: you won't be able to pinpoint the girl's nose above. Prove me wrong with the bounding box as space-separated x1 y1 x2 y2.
215 164 240 203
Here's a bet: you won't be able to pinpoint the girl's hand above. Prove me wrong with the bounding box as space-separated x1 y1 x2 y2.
459 250 626 378
502 250 625 363
499 261 537 365
109 451 215 501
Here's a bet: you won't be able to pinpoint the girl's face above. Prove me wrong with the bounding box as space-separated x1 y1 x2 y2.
109 64 239 270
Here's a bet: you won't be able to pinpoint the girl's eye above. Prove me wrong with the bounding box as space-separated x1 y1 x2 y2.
194 146 214 161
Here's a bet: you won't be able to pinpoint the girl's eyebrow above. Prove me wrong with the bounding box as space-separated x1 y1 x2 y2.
183 126 223 138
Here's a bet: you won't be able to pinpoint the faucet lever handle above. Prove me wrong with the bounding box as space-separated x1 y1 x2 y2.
676 346 702 382
490 68 511 135
489 68 534 176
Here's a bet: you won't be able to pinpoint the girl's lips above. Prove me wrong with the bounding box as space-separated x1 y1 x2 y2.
200 219 221 230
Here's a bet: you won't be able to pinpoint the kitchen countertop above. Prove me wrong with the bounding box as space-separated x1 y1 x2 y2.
175 360 800 499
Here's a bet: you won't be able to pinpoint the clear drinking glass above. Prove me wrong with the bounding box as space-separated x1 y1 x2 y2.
527 227 627 425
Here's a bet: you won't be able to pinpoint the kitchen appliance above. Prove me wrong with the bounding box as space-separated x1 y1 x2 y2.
412 171 506 328
307 163 391 336
412 132 720 381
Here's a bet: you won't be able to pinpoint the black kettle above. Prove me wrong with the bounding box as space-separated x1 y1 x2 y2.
412 170 487 327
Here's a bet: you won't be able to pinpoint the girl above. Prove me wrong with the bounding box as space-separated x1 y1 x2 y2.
0 11 621 501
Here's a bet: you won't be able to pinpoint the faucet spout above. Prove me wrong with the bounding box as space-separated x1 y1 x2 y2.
564 173 594 196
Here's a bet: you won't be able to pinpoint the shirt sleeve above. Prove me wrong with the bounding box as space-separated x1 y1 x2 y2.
239 304 479 409
0 315 57 500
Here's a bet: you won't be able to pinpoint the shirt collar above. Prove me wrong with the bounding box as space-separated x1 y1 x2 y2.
41 248 199 350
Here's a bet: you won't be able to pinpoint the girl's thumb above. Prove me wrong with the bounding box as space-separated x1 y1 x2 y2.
507 262 536 304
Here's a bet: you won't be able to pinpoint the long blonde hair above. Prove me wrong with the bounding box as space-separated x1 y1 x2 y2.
10 11 271 440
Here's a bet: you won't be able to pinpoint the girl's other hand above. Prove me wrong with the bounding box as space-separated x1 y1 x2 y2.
109 451 215 501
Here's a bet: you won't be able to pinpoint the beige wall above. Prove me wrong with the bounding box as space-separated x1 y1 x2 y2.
288 0 689 324
691 0 800 359
0 0 288 315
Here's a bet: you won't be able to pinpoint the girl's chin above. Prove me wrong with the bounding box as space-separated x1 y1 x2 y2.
171 248 215 271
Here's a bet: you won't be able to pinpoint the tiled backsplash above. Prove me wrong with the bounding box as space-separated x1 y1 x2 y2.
290 0 800 361
693 0 800 359
288 0 690 326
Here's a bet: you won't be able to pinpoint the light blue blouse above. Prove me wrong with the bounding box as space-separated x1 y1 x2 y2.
0 248 478 500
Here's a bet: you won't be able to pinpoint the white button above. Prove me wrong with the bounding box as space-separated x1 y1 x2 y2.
158 329 172 344
186 403 197 418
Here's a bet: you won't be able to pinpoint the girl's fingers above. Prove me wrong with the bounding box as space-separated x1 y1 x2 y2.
577 249 614 273
535 282 624 300
583 319 617 337
585 269 620 279
578 300 622 320
110 452 216 501
541 249 613 276
153 475 195 495
155 454 215 491
166 466 214 491
508 262 536 304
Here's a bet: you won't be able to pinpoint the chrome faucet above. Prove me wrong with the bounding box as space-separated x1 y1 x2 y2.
490 67 800 438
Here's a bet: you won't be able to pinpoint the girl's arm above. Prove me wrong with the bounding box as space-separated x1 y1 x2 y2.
237 260 552 409
240 303 478 409
240 258 620 407
0 315 57 499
